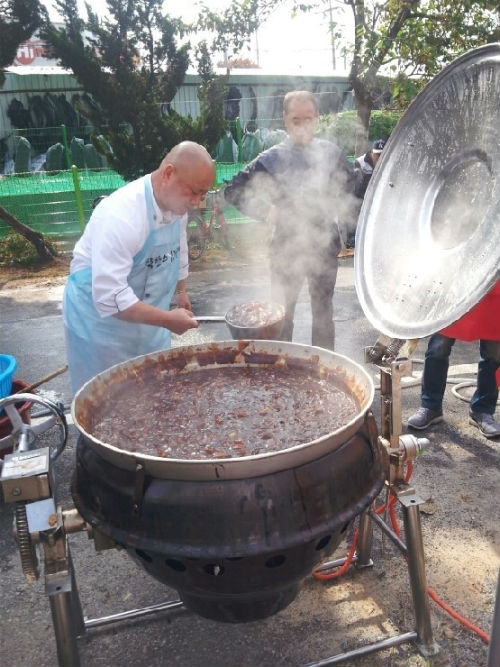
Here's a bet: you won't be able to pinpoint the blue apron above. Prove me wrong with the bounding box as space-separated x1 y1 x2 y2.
63 175 181 393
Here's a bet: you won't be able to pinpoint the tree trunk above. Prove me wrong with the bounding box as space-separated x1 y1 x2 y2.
0 206 56 263
351 82 374 156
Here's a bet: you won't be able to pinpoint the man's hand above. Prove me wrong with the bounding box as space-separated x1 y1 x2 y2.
115 301 198 335
176 290 191 310
165 308 199 335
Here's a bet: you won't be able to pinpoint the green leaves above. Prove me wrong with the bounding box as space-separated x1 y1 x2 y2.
42 0 227 180
319 0 500 137
197 0 275 57
318 109 400 155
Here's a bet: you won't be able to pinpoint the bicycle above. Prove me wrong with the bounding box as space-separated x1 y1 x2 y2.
187 189 231 261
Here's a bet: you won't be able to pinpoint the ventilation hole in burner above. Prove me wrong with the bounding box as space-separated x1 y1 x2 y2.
265 555 286 568
203 563 225 576
315 535 331 551
135 549 153 563
165 559 186 572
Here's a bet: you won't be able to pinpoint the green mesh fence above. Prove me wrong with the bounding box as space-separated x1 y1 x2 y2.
214 162 251 225
0 162 254 239
10 126 94 161
0 169 126 238
215 162 245 185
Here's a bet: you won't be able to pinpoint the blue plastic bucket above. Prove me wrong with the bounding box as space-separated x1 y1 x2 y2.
0 354 17 399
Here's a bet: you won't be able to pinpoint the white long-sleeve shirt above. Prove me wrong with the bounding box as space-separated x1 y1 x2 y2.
70 176 189 317
70 176 188 318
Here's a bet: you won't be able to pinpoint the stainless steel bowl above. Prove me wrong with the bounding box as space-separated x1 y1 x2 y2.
224 301 285 340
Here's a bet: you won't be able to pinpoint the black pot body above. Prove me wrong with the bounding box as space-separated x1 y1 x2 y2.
72 417 385 623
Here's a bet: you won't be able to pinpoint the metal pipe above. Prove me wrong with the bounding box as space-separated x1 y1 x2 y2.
49 593 81 667
305 631 418 666
368 509 408 556
379 367 391 440
84 599 186 629
356 510 374 567
314 554 358 573
46 545 85 666
62 509 88 535
70 165 86 231
194 315 225 322
487 564 500 667
402 503 437 654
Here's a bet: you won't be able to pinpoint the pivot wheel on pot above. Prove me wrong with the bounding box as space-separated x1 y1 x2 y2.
0 394 68 582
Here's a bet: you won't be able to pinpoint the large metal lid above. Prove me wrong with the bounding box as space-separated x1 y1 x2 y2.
355 43 500 339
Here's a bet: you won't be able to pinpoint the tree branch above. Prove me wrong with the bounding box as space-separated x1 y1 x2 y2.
0 206 57 263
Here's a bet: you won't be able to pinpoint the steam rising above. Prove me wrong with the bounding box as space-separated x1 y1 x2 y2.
223 139 360 284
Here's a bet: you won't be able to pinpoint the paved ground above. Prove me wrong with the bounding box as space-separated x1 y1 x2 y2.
0 239 499 667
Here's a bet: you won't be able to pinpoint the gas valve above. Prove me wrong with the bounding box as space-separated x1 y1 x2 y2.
398 433 430 461
382 433 429 485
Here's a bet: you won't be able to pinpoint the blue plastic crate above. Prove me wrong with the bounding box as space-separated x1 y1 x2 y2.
0 354 17 398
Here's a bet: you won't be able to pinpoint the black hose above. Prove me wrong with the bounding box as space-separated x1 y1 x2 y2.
31 402 71 418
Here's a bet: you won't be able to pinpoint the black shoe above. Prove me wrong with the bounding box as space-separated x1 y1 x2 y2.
469 412 500 439
407 407 443 430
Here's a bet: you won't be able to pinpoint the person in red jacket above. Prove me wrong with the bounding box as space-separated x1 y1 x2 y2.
407 281 500 439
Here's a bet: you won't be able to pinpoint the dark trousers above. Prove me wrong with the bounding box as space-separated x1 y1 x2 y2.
421 333 500 414
270 252 339 349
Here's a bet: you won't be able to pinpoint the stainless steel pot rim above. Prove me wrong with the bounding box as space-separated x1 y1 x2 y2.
72 340 374 475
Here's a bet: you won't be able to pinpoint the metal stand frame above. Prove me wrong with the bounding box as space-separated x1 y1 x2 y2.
305 487 437 666
3 354 463 667
41 512 186 667
305 356 439 665
45 481 438 667
47 553 185 667
41 355 440 667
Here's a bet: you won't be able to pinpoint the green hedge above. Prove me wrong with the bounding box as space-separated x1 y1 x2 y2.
318 110 401 156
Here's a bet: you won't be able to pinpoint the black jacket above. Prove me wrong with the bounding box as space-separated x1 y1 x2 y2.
353 151 375 199
224 137 356 253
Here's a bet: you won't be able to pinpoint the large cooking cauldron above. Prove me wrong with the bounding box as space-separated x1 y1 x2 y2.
72 341 385 623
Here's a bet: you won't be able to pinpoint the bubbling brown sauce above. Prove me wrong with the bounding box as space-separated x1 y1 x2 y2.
89 365 360 460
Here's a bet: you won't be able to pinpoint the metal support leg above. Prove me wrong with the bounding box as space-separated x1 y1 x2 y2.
399 495 439 657
45 542 84 667
487 564 500 667
356 509 374 568
49 589 81 667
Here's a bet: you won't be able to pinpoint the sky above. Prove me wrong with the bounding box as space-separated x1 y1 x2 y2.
41 0 352 75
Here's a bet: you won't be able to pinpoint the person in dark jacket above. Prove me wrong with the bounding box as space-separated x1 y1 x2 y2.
224 90 357 350
344 138 386 248
353 139 386 199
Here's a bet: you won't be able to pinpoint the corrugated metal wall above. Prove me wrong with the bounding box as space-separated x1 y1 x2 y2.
0 69 353 158
0 70 82 132
170 73 353 128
